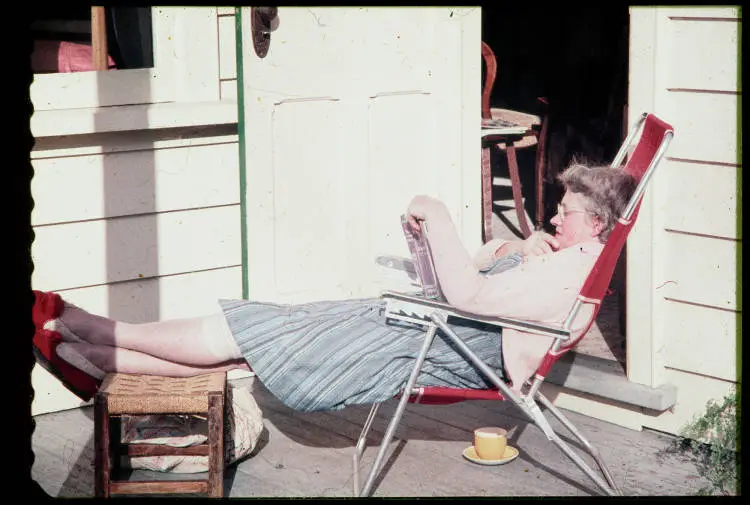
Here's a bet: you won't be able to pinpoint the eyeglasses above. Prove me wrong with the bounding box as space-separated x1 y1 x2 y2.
557 204 588 222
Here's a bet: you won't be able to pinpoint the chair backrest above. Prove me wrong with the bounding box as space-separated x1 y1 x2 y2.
535 113 674 377
481 41 497 120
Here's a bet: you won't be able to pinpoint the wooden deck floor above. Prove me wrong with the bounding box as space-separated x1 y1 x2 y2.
32 375 709 498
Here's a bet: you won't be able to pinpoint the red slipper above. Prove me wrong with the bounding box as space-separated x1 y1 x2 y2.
32 290 101 401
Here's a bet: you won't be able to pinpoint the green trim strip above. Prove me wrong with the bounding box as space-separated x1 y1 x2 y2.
235 7 249 300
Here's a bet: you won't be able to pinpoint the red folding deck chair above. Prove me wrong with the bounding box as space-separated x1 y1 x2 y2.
352 113 674 497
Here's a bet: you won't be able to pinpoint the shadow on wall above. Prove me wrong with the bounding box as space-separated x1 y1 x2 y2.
95 9 159 324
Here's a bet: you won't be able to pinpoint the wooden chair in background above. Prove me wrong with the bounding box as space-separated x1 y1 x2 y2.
481 41 550 241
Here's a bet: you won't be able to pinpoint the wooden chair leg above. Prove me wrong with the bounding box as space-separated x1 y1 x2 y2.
94 393 110 498
207 392 225 498
535 161 544 230
505 144 532 238
481 146 494 242
91 7 109 71
534 127 548 230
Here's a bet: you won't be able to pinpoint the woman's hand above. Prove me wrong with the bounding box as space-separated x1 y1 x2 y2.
521 231 560 256
406 195 438 234
406 214 423 234
495 230 560 258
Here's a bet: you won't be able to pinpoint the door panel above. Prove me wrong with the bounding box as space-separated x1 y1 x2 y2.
367 92 438 280
240 7 481 303
271 99 348 298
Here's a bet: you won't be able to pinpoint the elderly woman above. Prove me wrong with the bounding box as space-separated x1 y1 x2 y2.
33 162 636 410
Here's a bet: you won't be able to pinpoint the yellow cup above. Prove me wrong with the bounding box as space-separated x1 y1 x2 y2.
474 427 507 460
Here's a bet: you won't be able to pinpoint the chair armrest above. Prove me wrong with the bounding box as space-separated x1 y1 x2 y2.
375 255 417 277
380 290 570 341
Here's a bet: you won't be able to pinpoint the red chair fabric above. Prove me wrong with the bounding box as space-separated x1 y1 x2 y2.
405 386 505 405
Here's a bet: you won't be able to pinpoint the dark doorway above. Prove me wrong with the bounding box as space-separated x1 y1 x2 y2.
483 5 630 217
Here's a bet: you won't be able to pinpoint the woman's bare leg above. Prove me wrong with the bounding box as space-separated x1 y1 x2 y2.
57 342 251 377
60 305 243 366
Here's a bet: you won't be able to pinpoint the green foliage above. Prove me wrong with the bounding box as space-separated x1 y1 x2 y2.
678 385 740 496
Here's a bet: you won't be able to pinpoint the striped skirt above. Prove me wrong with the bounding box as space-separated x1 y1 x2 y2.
219 297 505 412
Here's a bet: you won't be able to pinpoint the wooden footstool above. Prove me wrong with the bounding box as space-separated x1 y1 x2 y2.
94 372 227 497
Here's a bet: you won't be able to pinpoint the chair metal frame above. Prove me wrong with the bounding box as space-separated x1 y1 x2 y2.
352 112 674 497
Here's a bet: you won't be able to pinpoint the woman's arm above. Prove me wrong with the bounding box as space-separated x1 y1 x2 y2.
472 231 559 271
407 195 485 305
407 195 590 322
473 239 508 271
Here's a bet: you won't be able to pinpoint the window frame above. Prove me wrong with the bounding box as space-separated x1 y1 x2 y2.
30 7 221 111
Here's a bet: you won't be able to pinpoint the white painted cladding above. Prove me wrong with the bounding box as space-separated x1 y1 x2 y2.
32 141 240 226
218 9 238 101
626 7 740 435
661 160 738 239
240 7 481 304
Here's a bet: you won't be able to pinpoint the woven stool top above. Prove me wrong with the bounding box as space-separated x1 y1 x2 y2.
98 372 227 414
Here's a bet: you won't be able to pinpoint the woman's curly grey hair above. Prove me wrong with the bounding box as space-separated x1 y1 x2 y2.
558 160 638 242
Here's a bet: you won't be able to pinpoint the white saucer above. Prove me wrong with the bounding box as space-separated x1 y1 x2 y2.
462 445 519 466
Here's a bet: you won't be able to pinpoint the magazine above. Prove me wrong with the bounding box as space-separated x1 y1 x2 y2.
481 118 528 136
400 215 444 300
481 118 518 128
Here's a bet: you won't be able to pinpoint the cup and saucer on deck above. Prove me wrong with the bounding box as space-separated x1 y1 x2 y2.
462 427 519 466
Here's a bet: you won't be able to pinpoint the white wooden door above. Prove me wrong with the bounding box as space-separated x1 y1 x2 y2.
239 7 481 303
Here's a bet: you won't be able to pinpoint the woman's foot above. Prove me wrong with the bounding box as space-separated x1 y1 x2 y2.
43 318 84 343
32 290 102 400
